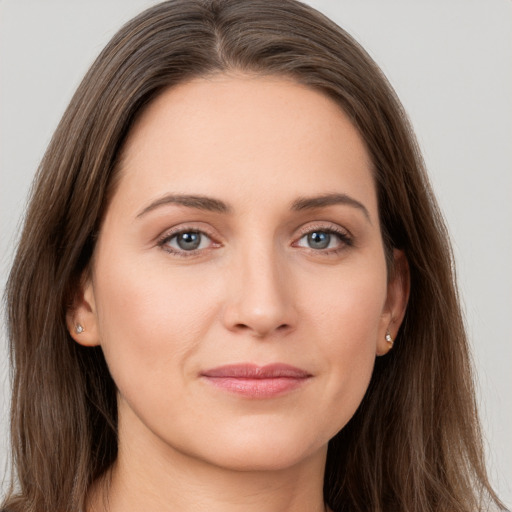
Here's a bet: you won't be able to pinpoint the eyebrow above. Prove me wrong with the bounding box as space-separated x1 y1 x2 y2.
136 194 231 218
136 192 371 222
291 193 371 223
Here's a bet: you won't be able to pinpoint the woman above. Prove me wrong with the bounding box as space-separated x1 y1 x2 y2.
1 0 506 511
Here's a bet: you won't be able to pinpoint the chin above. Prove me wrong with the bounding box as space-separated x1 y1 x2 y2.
209 444 325 473
175 421 332 473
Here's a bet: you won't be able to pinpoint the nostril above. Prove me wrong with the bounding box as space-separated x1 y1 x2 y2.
232 322 291 336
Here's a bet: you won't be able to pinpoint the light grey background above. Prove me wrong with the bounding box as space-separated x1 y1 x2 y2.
1 0 511 506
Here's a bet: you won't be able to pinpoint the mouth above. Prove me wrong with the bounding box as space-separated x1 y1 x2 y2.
200 363 312 399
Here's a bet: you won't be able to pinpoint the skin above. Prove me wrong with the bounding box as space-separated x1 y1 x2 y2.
69 74 409 512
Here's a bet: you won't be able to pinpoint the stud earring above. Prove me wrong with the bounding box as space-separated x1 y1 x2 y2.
385 331 394 347
75 324 84 334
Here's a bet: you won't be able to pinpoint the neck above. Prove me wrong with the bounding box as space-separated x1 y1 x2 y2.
87 411 329 512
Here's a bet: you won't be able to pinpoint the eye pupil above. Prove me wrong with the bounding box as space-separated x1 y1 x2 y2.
177 232 201 250
307 231 330 249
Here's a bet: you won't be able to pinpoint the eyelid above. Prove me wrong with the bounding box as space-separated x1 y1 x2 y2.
294 221 352 239
292 221 354 252
156 224 222 256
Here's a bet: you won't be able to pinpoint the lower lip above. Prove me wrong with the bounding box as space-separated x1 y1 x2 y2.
202 376 309 398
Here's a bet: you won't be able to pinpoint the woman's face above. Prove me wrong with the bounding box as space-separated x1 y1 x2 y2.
72 74 407 472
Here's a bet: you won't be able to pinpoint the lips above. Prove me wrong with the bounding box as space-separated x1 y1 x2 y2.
200 363 312 398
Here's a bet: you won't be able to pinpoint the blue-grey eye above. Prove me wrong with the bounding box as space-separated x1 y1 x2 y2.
296 229 348 251
166 231 210 251
306 231 331 249
177 232 201 250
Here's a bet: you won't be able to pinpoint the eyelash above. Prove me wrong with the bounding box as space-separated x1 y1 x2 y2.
157 227 220 257
157 224 353 257
293 224 353 255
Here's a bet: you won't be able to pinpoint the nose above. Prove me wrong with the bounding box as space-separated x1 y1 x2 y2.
221 245 297 338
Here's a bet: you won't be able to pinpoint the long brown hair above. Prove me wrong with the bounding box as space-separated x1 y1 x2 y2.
3 1 504 511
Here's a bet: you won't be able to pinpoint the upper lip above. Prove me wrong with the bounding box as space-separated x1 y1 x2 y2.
201 363 311 379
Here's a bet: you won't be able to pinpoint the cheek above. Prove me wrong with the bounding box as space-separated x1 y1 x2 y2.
303 260 387 348
300 263 387 428
92 250 222 389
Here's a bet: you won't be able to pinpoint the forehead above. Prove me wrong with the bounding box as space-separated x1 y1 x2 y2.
114 73 376 216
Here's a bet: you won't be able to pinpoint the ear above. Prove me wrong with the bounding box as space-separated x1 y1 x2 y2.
66 272 101 347
376 249 410 356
